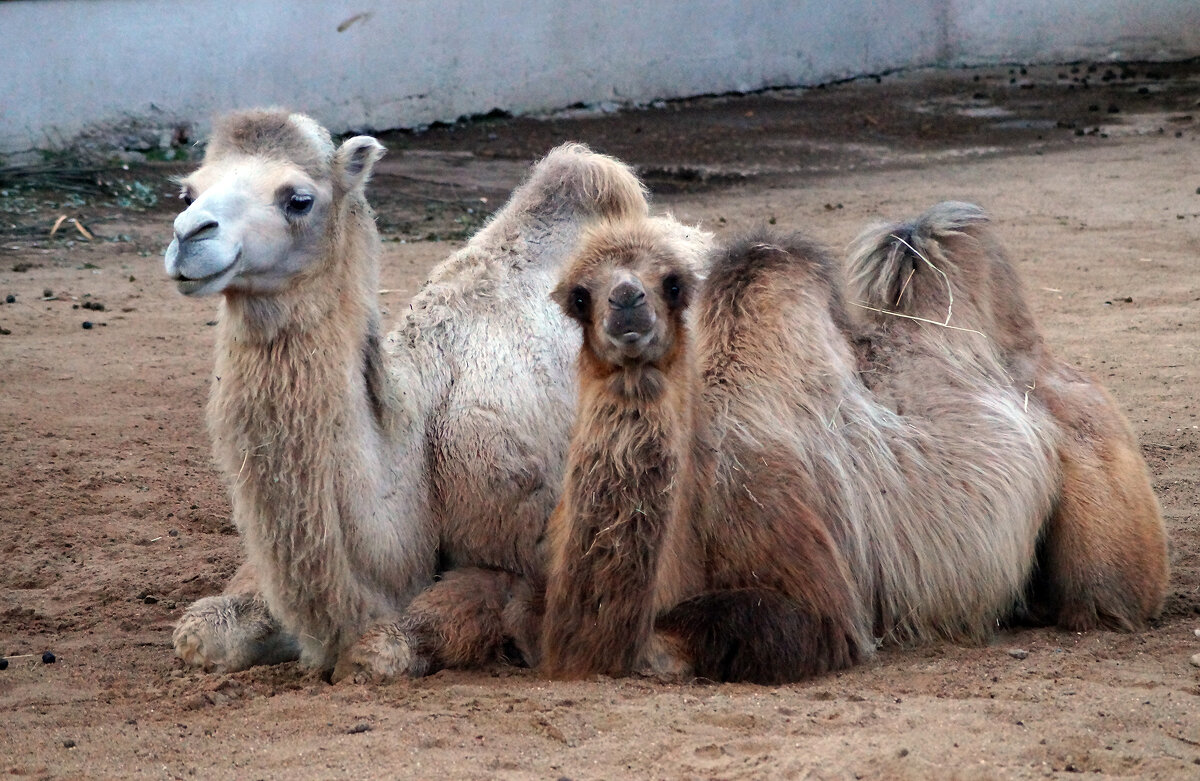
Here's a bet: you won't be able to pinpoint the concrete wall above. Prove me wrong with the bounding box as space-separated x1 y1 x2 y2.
2 0 1197 156
948 0 1200 64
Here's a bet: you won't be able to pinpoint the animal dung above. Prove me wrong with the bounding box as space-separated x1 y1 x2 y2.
42 651 56 664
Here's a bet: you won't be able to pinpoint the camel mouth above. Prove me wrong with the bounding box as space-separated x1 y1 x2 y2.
173 257 239 296
605 328 656 357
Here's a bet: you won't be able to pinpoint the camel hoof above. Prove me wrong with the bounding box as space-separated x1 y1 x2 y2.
173 594 297 673
332 623 429 684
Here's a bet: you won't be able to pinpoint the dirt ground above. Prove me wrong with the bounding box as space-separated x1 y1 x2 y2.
2 61 1199 779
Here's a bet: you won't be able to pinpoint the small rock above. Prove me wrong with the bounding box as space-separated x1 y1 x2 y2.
1189 652 1200 668
348 723 372 734
143 595 158 605
62 739 76 749
42 651 56 664
1007 648 1029 660
0 657 8 670
168 529 179 537
82 321 93 330
5 294 14 304
43 288 53 298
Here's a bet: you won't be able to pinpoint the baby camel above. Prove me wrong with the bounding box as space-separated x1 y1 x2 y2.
166 109 665 675
541 206 1167 683
541 219 706 677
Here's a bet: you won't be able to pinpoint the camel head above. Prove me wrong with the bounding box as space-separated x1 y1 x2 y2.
554 218 699 367
165 109 384 297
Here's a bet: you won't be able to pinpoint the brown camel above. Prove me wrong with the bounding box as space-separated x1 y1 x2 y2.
539 204 1167 683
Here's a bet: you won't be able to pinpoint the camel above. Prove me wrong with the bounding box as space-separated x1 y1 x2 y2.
164 109 717 676
539 205 1167 683
847 203 1169 631
540 218 706 677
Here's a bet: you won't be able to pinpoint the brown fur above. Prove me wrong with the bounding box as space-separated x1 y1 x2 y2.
848 202 1168 632
543 202 1164 684
541 218 703 678
542 223 864 682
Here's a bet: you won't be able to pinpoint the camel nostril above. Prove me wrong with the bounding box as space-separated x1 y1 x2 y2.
608 282 646 310
177 218 219 243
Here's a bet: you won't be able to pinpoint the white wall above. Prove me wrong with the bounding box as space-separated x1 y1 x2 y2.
1 0 1196 156
948 0 1200 64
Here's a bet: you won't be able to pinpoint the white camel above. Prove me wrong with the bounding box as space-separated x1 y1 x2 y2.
166 109 711 677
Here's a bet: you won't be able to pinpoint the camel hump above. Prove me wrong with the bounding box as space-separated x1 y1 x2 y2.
699 229 842 327
846 201 990 314
515 142 649 222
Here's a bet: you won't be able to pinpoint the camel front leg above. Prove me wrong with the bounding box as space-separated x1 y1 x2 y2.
173 561 300 672
331 567 527 683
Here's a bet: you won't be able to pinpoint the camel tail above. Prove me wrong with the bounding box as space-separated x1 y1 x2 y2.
846 201 989 313
656 588 863 685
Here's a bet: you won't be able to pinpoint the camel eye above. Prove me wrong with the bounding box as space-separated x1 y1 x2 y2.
567 286 591 320
284 192 314 217
663 274 685 308
179 188 195 207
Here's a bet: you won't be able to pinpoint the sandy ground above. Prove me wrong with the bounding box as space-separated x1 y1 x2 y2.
2 62 1199 779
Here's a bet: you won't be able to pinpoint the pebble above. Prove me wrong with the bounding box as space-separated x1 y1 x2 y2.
62 739 76 749
1007 648 1029 660
0 658 8 670
4 294 14 304
81 321 93 330
1190 653 1200 668
43 288 53 298
348 723 372 734
42 651 56 664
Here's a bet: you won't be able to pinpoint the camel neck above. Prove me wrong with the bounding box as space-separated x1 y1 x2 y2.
204 212 413 667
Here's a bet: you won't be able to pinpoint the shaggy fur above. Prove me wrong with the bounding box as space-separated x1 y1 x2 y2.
541 204 1165 683
541 218 705 677
848 203 1168 631
170 111 715 677
172 111 433 669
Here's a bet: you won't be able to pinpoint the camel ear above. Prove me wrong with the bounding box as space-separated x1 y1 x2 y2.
334 136 385 192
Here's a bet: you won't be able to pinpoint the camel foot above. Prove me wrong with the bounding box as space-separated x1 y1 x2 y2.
173 593 298 673
636 631 695 682
332 622 430 684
